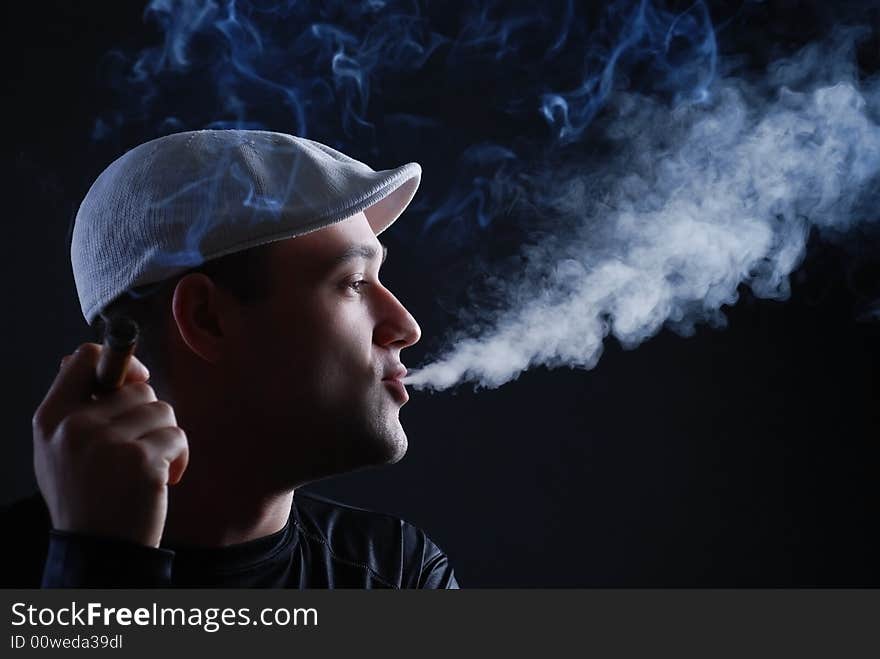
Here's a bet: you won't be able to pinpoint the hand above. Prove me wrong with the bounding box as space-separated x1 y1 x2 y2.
32 343 189 548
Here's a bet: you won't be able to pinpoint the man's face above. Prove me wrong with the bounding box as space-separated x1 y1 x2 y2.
231 212 421 485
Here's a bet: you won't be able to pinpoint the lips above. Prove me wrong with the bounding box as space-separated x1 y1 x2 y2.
382 365 409 403
382 365 407 382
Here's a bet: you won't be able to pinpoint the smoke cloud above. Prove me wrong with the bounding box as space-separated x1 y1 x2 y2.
93 1 880 391
405 34 880 390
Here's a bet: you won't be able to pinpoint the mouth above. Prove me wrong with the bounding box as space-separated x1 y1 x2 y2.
381 367 409 404
382 378 409 403
384 365 407 381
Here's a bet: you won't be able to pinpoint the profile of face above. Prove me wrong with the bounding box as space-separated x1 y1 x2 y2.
221 211 421 486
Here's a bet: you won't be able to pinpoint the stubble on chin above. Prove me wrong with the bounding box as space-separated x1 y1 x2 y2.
325 397 409 473
361 405 408 466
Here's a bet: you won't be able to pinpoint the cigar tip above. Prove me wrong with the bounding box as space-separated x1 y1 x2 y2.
104 315 139 348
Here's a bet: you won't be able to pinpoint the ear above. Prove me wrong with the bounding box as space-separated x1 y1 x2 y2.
171 273 242 364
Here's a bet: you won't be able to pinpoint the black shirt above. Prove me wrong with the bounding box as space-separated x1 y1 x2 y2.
0 491 459 589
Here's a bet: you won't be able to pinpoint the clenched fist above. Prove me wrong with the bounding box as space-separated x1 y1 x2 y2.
32 343 189 548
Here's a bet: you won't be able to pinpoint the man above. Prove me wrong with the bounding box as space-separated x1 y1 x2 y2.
2 130 458 588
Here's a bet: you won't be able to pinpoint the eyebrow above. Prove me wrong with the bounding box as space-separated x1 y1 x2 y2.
328 243 388 269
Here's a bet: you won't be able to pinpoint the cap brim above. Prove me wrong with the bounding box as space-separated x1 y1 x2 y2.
362 162 421 235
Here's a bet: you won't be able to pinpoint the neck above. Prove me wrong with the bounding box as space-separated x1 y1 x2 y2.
161 464 294 548
157 401 294 547
157 360 300 547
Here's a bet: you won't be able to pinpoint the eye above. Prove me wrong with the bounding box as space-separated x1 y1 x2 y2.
347 279 369 294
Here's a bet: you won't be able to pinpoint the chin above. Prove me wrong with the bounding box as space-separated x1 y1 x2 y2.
326 413 407 471
382 431 408 465
360 419 408 466
360 400 409 464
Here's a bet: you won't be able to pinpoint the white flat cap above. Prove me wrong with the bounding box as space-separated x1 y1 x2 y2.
71 129 421 324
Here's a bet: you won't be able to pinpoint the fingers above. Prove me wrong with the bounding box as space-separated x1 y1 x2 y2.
35 344 103 433
33 343 187 547
89 382 158 419
137 426 190 486
36 344 152 434
108 400 177 440
57 345 150 382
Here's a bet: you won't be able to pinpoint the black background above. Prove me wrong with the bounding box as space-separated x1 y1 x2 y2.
2 0 878 586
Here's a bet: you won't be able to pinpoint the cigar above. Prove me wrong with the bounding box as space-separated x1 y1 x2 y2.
95 316 139 392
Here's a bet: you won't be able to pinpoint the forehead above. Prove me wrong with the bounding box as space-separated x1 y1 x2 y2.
267 211 381 275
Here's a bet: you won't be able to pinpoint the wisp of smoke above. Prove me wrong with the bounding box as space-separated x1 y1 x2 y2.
404 36 880 390
93 1 879 392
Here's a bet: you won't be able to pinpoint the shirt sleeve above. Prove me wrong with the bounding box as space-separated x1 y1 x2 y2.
41 530 174 588
418 543 460 589
400 524 460 589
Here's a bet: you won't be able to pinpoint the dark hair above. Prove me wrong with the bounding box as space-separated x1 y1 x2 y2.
91 244 276 394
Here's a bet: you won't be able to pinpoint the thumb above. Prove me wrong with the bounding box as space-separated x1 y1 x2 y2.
122 354 151 384
88 353 151 404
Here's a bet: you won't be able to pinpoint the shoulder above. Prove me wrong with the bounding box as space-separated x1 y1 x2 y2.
0 491 51 587
292 490 458 589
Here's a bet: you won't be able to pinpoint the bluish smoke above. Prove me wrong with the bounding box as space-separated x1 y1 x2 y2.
96 1 880 390
96 0 717 242
540 0 716 143
408 47 880 389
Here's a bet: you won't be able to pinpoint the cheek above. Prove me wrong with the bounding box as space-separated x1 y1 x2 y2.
317 319 376 385
236 307 314 382
269 304 375 392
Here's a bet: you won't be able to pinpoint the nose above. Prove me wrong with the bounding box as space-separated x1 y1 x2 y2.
373 285 421 349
